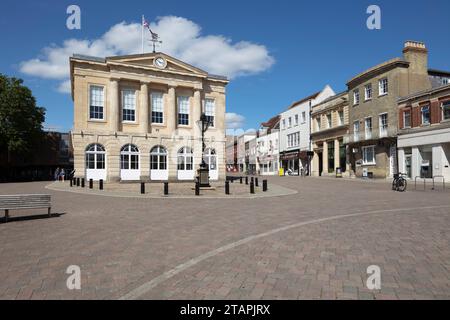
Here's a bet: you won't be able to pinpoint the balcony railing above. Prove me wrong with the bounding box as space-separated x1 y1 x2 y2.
344 127 397 144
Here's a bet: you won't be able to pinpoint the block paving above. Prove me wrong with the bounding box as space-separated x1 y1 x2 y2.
0 176 449 300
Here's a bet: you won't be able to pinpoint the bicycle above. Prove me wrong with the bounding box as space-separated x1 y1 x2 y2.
392 173 407 192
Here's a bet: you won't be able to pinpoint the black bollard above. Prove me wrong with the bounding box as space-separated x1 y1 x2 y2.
76 178 80 187
251 177 254 184
240 177 243 184
89 179 93 189
81 178 85 188
70 179 73 187
263 180 268 192
99 179 103 190
255 178 259 187
245 176 248 185
225 181 230 195
195 182 200 196
250 181 255 194
164 182 169 195
141 182 145 194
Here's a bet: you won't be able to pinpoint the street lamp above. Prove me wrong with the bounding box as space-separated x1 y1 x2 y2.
196 113 211 187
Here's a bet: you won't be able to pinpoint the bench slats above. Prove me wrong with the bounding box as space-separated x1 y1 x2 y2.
1 194 51 210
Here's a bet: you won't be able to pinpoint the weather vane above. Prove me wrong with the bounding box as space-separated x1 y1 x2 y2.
142 16 162 53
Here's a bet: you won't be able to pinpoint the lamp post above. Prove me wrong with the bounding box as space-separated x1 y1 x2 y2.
197 113 211 187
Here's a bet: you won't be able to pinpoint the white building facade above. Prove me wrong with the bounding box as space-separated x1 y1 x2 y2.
257 115 280 176
237 133 257 173
279 85 335 175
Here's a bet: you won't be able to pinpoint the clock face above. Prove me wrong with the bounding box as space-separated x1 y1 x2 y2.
154 57 166 69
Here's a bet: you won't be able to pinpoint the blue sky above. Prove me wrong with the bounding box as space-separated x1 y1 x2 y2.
1 0 449 132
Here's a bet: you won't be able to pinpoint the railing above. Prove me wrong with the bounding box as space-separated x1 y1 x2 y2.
415 176 426 191
415 176 446 191
344 127 397 144
432 176 446 191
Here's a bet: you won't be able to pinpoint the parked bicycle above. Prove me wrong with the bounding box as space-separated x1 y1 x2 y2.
392 173 407 192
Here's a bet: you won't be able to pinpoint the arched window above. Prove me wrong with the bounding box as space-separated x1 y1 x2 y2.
85 144 106 169
150 146 167 170
177 147 193 171
120 144 139 170
204 148 217 171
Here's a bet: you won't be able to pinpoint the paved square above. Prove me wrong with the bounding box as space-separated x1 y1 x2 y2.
0 177 449 300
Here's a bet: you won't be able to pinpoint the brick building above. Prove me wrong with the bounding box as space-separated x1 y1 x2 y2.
397 84 450 180
346 41 450 178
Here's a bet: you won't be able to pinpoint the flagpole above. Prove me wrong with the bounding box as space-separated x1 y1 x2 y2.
141 15 144 54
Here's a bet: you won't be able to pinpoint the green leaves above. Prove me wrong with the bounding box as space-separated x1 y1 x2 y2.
0 74 46 163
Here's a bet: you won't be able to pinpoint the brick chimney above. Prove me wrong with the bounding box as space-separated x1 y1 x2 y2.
402 41 431 94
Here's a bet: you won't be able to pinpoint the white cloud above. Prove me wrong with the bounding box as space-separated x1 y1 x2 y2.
57 80 72 93
225 112 246 129
19 16 274 93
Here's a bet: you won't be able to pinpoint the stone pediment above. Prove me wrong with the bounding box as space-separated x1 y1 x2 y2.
106 52 208 78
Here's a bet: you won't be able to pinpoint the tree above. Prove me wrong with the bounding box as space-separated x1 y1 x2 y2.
0 74 46 165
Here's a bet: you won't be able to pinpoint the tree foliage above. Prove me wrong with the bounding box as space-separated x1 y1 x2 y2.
0 74 46 162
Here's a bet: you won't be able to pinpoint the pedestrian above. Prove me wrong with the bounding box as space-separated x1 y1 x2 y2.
60 168 66 182
54 168 60 181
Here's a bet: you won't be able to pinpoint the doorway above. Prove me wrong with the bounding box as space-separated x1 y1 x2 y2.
405 154 412 179
318 152 323 176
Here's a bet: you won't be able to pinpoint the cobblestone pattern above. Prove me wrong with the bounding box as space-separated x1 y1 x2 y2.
0 177 449 300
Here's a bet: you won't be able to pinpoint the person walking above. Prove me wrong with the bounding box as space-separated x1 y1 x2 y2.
60 168 66 182
54 168 60 181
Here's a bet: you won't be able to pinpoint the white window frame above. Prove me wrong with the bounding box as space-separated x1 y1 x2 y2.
403 109 411 128
288 117 292 128
443 78 449 85
379 113 388 137
365 117 372 140
353 89 360 105
150 145 167 171
326 113 332 128
362 145 376 165
294 114 299 126
364 83 372 101
421 105 430 125
204 98 215 128
353 121 360 142
338 110 344 126
89 85 105 121
177 147 194 171
85 144 106 170
379 78 388 96
316 117 321 131
442 100 450 121
120 144 140 170
177 96 190 126
151 92 164 125
121 89 136 123
302 111 306 123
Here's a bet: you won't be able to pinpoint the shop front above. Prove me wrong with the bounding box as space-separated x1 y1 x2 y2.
280 150 299 175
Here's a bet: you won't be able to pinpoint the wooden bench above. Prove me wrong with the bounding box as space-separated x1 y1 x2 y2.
0 194 51 223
